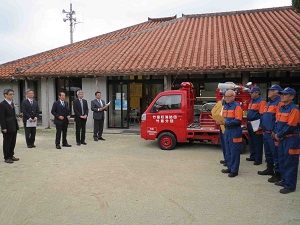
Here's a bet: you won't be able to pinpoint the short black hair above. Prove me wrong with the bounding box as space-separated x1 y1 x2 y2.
3 88 14 96
95 91 101 96
58 91 66 96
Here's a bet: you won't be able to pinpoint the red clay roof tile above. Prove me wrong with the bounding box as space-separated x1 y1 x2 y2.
0 6 299 79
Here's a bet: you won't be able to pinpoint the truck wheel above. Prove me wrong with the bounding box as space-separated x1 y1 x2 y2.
158 132 176 150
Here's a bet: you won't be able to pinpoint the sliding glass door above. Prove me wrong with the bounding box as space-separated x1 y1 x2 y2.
108 83 129 128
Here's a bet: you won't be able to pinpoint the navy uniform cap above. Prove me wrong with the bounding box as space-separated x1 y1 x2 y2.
268 84 282 92
279 87 296 96
249 86 261 93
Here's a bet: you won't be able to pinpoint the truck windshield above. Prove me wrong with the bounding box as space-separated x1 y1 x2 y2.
151 94 181 112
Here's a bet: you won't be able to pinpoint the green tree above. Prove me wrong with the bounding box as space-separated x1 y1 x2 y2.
292 0 300 11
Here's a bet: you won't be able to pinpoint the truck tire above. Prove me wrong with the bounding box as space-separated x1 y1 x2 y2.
158 132 176 150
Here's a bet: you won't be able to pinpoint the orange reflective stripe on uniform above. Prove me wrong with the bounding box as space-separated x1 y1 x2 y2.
233 137 242 143
248 103 260 110
275 102 284 121
261 105 267 113
222 109 235 118
288 149 300 155
234 105 243 121
266 105 277 113
259 100 266 114
277 112 289 122
287 108 299 126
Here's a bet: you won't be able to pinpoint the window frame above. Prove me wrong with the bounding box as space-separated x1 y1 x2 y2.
151 94 182 112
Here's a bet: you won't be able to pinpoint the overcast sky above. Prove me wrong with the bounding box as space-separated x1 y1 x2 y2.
0 0 291 64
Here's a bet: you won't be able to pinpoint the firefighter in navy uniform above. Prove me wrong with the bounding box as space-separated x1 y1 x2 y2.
274 87 300 194
258 85 282 181
220 90 243 177
246 86 266 165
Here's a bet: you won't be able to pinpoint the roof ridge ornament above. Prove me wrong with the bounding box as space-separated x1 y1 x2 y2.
148 15 177 22
182 6 293 18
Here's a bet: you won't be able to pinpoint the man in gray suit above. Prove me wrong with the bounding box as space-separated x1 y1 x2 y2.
91 91 107 141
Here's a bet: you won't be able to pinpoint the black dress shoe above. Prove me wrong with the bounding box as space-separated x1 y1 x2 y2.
223 163 227 167
268 173 281 183
253 162 262 165
228 173 238 177
279 188 294 194
220 160 226 164
77 143 81 146
32 145 36 148
98 137 105 141
62 144 72 147
4 159 14 163
81 142 87 145
27 145 33 148
11 156 19 161
94 138 98 141
56 145 62 149
246 158 254 161
221 169 230 173
275 181 284 187
258 167 274 176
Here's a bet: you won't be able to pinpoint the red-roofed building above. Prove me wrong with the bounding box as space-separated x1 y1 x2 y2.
0 6 299 129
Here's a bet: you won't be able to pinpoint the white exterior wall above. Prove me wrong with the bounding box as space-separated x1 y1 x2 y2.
40 78 55 128
164 75 172 90
37 80 42 111
82 77 107 129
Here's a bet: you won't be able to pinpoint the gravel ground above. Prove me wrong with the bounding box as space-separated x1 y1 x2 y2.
0 128 299 225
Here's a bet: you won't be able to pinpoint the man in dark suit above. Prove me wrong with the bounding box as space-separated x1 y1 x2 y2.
73 90 89 146
51 91 72 149
0 89 19 163
91 91 108 141
21 89 39 148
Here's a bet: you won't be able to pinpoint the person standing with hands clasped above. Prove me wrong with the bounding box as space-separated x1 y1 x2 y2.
246 86 266 165
0 89 19 163
219 90 243 178
51 91 72 149
274 87 299 194
21 89 39 148
73 90 89 146
258 85 283 181
91 91 109 141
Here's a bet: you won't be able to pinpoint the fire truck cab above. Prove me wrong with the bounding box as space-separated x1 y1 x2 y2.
140 82 250 150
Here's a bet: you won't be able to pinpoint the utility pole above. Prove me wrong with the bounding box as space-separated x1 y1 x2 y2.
62 3 76 44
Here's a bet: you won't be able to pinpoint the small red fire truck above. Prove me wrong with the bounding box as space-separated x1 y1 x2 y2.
140 82 251 150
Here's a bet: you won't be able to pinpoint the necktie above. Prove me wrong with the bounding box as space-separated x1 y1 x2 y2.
99 99 103 107
61 101 64 107
80 99 84 115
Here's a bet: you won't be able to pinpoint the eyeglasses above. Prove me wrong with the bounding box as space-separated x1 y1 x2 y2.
7 93 14 96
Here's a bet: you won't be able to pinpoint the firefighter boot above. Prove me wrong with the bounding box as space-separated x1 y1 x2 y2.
257 164 274 176
268 172 281 183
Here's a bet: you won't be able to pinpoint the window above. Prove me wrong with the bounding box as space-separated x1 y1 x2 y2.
151 94 181 112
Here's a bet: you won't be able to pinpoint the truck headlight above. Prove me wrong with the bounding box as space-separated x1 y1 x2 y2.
141 113 146 121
